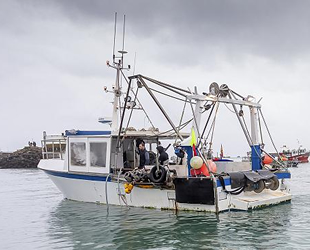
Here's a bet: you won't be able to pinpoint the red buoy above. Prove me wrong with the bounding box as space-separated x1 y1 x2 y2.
262 155 273 165
191 160 217 176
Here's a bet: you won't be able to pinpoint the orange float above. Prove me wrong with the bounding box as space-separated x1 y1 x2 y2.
262 155 273 165
190 160 217 176
280 156 288 161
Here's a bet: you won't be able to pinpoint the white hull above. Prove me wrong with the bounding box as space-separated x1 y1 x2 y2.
43 169 292 213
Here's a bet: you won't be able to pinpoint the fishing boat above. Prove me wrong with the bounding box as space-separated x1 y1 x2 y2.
38 16 291 213
280 145 309 163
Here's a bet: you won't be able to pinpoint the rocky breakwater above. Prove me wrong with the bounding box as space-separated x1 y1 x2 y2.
0 146 42 169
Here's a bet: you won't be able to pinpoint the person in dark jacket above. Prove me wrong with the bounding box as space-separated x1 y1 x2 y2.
156 146 169 165
138 142 150 169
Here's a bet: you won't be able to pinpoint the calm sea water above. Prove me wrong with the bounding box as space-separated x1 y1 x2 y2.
1 165 310 250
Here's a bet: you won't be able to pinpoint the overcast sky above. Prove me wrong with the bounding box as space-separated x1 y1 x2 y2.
1 0 309 156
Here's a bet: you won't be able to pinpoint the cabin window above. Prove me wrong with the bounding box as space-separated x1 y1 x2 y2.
90 142 107 167
70 142 86 166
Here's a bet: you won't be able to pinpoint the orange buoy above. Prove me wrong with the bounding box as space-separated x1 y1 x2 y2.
280 156 288 161
190 168 203 176
262 155 273 165
190 160 217 176
200 160 217 177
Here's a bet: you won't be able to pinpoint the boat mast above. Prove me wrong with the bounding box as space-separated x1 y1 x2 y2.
111 64 121 132
192 86 203 143
109 13 128 132
250 104 262 170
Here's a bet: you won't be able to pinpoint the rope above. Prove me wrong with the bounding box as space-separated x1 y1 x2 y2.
117 168 128 207
224 103 237 114
209 103 220 146
258 108 281 159
105 174 110 210
257 109 264 146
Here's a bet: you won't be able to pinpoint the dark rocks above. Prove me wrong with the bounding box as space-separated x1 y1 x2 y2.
0 146 42 169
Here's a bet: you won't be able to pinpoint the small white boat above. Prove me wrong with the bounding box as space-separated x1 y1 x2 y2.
38 19 291 213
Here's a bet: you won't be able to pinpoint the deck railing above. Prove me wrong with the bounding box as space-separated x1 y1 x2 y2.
41 138 66 160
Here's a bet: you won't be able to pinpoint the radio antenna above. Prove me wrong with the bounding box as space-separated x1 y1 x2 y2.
121 14 126 67
112 12 117 64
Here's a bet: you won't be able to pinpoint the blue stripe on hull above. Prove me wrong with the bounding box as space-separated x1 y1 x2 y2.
43 169 111 182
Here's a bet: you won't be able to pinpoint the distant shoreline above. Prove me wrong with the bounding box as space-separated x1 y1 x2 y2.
0 146 42 169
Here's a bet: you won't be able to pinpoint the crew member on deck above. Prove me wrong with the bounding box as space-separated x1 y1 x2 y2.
138 142 150 169
156 146 169 165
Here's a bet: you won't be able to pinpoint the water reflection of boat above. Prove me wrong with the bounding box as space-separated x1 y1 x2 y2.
48 199 292 249
38 16 291 213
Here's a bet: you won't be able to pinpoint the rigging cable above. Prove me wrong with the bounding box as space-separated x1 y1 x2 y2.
224 102 237 114
175 97 188 144
258 108 281 159
105 174 111 210
120 70 156 129
124 86 139 132
257 108 264 147
197 102 216 148
150 117 193 137
187 86 203 143
149 87 196 104
207 102 220 154
230 91 262 162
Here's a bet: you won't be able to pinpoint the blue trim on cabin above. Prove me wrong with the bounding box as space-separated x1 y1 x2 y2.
182 146 193 177
251 145 262 171
43 169 111 182
65 130 111 136
216 171 291 187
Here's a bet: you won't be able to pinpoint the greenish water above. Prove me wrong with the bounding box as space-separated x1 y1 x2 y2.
1 165 310 250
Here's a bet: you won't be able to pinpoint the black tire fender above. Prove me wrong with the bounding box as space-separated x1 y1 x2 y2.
254 179 265 193
269 176 280 191
149 165 167 184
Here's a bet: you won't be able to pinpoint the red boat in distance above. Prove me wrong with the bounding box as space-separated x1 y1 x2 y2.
280 145 309 163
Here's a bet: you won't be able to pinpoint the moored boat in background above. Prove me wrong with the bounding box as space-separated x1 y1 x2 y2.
279 145 309 163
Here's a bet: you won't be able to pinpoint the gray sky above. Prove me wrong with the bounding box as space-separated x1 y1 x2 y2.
0 0 309 156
